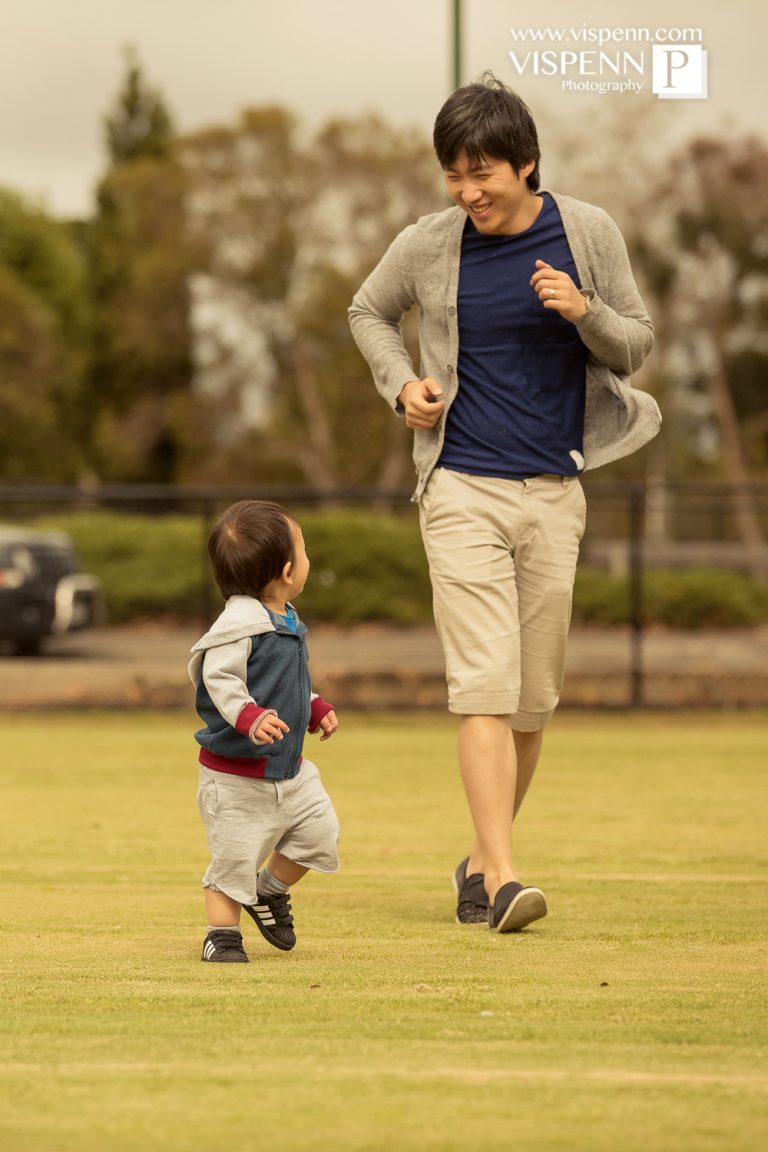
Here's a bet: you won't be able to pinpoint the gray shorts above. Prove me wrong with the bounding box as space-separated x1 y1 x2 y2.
196 758 340 906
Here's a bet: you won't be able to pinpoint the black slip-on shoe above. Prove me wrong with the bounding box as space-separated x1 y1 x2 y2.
244 891 297 951
201 929 249 963
488 881 547 933
452 857 489 924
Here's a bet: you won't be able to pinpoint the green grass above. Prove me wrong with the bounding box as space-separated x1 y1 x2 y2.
1 712 766 1151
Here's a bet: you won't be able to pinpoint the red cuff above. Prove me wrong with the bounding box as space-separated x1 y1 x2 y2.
236 702 271 735
308 695 334 733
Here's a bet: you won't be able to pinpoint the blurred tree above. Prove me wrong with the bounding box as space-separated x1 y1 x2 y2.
0 189 90 480
631 135 768 567
85 55 197 483
106 50 175 165
542 101 671 490
182 109 443 490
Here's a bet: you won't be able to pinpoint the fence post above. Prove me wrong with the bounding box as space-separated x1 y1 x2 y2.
628 484 646 707
200 498 215 623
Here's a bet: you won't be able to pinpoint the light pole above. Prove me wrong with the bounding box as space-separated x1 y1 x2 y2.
452 0 463 90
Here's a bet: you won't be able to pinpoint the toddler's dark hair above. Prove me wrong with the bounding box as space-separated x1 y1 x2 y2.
208 500 295 599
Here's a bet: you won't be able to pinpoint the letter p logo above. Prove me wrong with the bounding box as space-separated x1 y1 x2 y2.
652 44 708 99
662 49 689 89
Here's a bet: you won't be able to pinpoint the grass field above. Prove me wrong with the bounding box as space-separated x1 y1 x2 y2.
1 710 766 1151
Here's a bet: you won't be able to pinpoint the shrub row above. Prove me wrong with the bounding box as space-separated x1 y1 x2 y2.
34 509 768 629
34 508 433 625
573 565 768 628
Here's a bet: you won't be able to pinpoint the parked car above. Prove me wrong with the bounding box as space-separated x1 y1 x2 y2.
0 526 104 655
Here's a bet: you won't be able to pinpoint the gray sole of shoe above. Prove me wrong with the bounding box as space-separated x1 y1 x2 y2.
490 887 548 933
201 956 249 963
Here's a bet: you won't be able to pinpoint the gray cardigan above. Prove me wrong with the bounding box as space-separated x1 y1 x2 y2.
348 193 661 501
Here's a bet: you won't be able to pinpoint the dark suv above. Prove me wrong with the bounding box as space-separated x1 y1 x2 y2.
0 527 103 655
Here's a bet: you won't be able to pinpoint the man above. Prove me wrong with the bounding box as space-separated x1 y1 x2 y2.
348 74 660 934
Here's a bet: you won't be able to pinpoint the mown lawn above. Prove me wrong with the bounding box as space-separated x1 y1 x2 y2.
1 711 766 1151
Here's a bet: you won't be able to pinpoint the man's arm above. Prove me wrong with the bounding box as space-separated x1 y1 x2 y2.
560 203 654 377
348 225 424 411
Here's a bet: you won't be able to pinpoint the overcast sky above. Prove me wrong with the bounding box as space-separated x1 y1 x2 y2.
1 0 765 218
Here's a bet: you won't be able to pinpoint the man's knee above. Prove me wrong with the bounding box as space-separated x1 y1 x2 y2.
510 706 556 732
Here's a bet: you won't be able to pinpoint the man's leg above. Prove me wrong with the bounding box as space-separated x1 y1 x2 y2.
460 714 517 905
513 728 544 816
418 472 549 918
462 721 544 902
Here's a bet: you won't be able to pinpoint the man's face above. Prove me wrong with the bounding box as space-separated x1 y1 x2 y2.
442 151 538 236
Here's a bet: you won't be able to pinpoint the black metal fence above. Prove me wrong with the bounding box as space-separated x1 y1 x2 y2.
579 480 768 709
2 480 767 709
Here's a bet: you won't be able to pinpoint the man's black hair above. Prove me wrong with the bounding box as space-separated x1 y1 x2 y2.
433 71 541 191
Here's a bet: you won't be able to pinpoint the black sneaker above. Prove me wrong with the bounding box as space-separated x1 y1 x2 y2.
452 857 489 924
244 891 297 951
201 929 249 963
488 882 547 933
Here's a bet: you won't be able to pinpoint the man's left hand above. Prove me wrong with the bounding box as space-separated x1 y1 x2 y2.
530 259 588 322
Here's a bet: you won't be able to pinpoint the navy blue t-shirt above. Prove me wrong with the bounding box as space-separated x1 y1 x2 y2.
437 193 588 479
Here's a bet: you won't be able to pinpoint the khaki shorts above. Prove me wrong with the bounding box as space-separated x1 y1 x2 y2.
419 469 587 730
197 758 340 906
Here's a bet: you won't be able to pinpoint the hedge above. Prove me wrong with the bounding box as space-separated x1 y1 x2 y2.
34 508 433 625
32 509 768 629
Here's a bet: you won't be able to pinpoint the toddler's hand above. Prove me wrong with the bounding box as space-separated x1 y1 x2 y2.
252 713 290 744
318 709 339 741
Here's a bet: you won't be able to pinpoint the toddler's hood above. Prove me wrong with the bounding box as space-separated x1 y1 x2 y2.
188 596 275 685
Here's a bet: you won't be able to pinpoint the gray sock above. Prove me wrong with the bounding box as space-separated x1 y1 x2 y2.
257 868 289 898
207 925 241 935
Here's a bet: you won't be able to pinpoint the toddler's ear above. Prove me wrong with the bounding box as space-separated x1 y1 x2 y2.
282 561 293 582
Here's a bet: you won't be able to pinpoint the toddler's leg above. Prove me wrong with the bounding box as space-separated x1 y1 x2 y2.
201 887 248 964
263 850 309 888
205 887 242 927
243 852 308 952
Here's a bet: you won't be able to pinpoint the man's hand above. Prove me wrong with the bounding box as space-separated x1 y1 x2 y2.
317 709 339 741
398 378 445 430
530 259 589 322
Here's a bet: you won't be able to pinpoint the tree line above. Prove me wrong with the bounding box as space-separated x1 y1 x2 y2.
1 57 767 502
